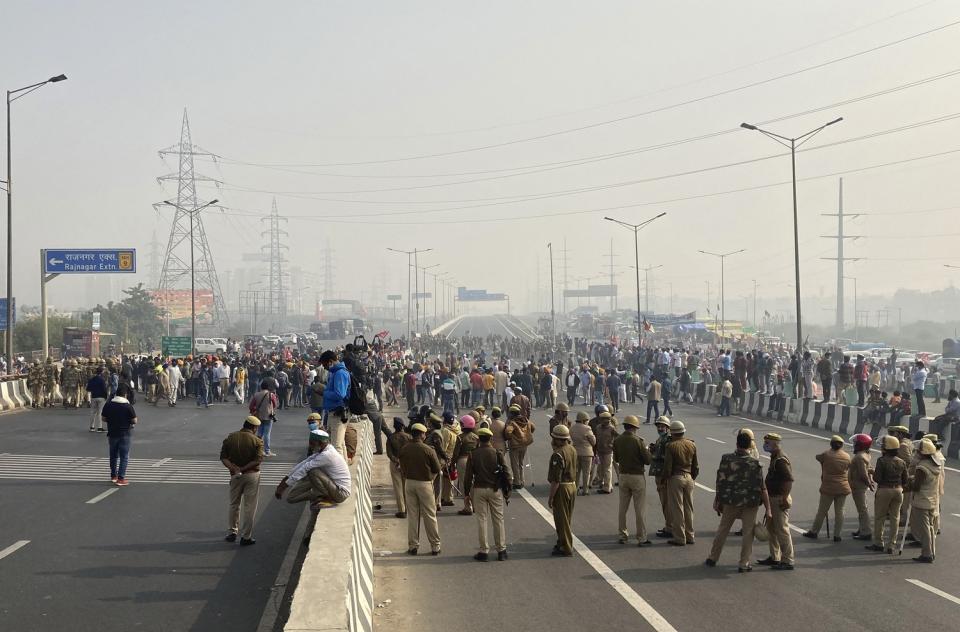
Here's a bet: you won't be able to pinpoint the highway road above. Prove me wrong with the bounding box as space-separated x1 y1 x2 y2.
442 315 541 342
0 399 311 632
371 397 960 631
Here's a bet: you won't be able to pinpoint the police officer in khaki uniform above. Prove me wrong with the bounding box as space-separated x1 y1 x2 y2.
613 415 652 545
866 435 907 554
660 420 699 545
464 426 511 561
757 433 796 570
399 422 442 556
548 424 578 556
570 411 596 496
909 438 943 563
386 417 412 518
220 416 265 545
888 425 914 528
803 435 851 541
594 411 618 494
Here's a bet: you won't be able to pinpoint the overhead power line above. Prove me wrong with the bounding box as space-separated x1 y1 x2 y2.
210 17 960 168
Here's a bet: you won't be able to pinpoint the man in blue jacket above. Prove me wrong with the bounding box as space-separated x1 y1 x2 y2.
320 350 351 456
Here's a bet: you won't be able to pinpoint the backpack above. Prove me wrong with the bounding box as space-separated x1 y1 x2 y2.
347 372 367 415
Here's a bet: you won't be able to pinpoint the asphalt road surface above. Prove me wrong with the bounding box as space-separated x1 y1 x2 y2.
443 315 540 342
0 396 312 632
371 397 960 631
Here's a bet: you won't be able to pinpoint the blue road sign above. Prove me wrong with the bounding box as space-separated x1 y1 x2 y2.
0 298 15 331
44 249 136 274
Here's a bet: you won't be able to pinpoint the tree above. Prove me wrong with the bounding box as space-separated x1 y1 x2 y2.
91 283 165 348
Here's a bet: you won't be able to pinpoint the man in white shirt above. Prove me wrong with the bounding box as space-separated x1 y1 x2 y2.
166 362 182 406
274 429 352 506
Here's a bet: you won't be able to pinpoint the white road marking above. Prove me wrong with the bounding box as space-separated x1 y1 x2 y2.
85 488 119 504
694 482 715 493
906 579 960 605
705 437 725 444
952 513 960 518
789 525 806 535
730 415 960 473
0 540 30 561
519 489 678 632
151 457 172 467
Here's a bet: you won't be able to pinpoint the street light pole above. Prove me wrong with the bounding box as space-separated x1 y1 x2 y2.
604 212 667 344
6 74 67 364
640 264 663 314
161 199 218 355
752 280 759 327
844 276 858 341
740 116 843 351
387 247 431 342
548 243 556 338
698 249 745 343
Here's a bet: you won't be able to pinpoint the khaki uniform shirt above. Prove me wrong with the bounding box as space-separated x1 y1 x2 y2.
661 437 699 480
817 448 852 495
463 444 508 494
220 430 265 471
399 441 442 481
613 432 652 475
848 451 873 491
548 444 578 484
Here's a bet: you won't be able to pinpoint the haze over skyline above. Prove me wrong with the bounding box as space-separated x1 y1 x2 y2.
3 0 960 325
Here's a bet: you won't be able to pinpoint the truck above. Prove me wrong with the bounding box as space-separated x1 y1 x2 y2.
62 327 100 359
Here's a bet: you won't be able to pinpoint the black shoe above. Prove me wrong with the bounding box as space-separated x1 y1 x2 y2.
512 484 523 490
668 540 685 546
498 550 508 561
373 450 384 455
655 529 673 538
833 536 842 543
864 544 884 552
757 557 778 566
734 529 743 537
771 562 795 570
637 540 652 547
738 565 752 573
704 558 716 567
912 556 934 563
431 549 441 556
853 534 872 541
851 530 860 537
474 552 489 562
551 548 573 557
224 533 237 543
908 541 922 548
441 500 455 507
801 531 817 539
395 512 406 518
906 533 917 542
406 548 418 556
239 538 256 546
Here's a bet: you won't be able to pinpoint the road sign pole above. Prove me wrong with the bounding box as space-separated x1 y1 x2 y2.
41 249 46 359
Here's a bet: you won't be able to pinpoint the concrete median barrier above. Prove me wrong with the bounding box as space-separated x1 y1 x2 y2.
284 422 374 632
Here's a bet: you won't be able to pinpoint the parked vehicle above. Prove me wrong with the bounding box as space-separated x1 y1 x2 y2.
194 338 226 354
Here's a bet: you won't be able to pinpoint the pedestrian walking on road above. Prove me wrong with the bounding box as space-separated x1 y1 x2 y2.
803 435 851 541
705 432 770 572
660 420 699 546
102 384 137 486
613 415 652 546
865 435 907 554
399 422 442 556
548 423 578 557
757 433 796 570
645 376 661 424
849 434 875 541
220 416 265 545
86 366 109 432
250 381 279 457
386 417 412 518
274 429 351 509
464 427 511 561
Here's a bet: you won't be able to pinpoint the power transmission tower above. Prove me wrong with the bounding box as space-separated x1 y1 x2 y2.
155 109 229 328
820 178 862 329
602 238 618 313
559 238 572 315
321 238 335 300
261 198 289 317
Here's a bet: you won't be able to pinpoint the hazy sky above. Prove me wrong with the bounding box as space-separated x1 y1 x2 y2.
3 0 959 323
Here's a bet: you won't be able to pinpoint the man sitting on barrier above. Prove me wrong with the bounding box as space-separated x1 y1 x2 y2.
275 428 352 510
863 385 888 423
929 389 960 439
